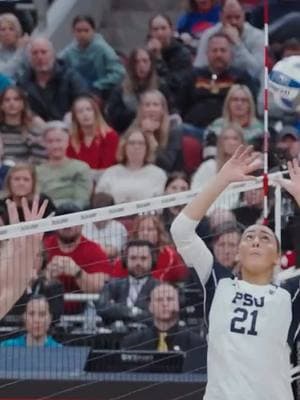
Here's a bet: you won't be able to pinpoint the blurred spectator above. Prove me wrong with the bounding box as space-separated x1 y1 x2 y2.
177 0 221 39
95 128 167 204
44 204 112 314
250 0 300 30
0 86 46 163
192 124 244 210
0 72 12 93
133 90 183 172
192 124 245 188
0 13 27 79
82 192 128 258
106 48 172 133
17 37 88 121
0 295 62 348
66 95 119 178
205 84 263 144
162 171 212 249
194 0 264 79
114 214 188 283
37 121 92 209
59 15 125 103
0 1 35 34
162 171 190 231
147 14 193 108
209 207 237 231
275 126 300 162
211 221 241 273
233 187 264 227
96 240 158 325
0 135 10 191
122 283 204 354
181 33 258 129
0 163 55 225
281 38 300 59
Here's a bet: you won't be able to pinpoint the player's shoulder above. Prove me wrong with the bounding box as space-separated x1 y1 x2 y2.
205 261 234 289
280 276 300 301
212 261 234 281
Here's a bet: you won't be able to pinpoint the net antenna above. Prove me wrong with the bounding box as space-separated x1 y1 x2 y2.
263 0 269 224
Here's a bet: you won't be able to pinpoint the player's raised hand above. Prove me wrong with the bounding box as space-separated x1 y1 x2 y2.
219 145 262 184
276 159 300 207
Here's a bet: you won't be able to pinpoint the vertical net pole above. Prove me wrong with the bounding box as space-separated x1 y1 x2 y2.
263 0 269 224
274 184 282 244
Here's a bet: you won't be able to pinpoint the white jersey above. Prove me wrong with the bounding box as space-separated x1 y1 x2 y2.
171 213 300 400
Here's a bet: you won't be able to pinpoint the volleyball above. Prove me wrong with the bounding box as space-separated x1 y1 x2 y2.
269 55 300 113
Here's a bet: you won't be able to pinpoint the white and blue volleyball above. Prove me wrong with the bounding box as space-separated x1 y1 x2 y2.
269 55 300 113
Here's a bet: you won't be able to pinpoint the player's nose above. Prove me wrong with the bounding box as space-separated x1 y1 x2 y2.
252 236 260 247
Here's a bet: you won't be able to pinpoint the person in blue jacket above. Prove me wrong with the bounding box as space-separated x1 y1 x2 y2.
177 0 221 39
1 295 62 348
59 15 125 103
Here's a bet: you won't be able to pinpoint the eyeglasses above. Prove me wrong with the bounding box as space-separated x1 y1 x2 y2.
127 140 146 146
230 97 249 103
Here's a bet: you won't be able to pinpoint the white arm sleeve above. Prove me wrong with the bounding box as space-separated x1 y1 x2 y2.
170 212 213 285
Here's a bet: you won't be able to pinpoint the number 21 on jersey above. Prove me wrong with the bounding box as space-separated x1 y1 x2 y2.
230 292 265 336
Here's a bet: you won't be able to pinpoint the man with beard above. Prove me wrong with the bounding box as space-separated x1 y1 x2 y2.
44 204 112 314
96 240 158 325
180 32 257 128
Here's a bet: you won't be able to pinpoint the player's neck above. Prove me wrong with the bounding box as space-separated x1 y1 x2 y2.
241 269 273 285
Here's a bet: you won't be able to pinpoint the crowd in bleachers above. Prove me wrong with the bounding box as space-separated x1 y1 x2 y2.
0 0 299 382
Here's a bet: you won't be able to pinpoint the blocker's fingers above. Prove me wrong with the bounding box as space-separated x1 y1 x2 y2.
232 145 246 159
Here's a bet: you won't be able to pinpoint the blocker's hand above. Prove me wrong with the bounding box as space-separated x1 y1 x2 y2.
276 159 300 207
219 145 262 184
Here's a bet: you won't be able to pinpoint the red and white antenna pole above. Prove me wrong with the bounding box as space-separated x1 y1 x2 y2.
263 0 269 224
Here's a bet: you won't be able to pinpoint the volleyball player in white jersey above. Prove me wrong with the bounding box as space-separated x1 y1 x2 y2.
171 145 300 400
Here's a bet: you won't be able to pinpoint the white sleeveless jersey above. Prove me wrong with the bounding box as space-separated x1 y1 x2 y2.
204 269 297 400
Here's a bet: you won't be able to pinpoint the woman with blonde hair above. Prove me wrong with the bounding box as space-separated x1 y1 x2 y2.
113 213 188 282
67 95 119 172
133 89 183 172
192 124 245 197
95 127 167 204
0 163 55 225
205 84 263 144
0 13 27 78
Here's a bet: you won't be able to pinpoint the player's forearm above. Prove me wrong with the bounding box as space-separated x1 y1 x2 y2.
182 171 230 221
171 213 213 285
0 241 33 319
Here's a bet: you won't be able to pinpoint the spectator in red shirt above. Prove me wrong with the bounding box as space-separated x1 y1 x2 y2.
44 204 112 313
67 95 119 176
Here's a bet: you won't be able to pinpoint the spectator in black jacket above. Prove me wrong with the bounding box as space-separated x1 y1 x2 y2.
147 14 193 110
17 37 88 121
180 32 258 129
96 240 158 325
121 283 205 358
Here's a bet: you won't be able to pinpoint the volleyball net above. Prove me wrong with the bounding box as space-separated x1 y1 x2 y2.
0 173 297 400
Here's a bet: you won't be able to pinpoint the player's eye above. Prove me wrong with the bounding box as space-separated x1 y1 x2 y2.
245 233 253 240
261 235 270 242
